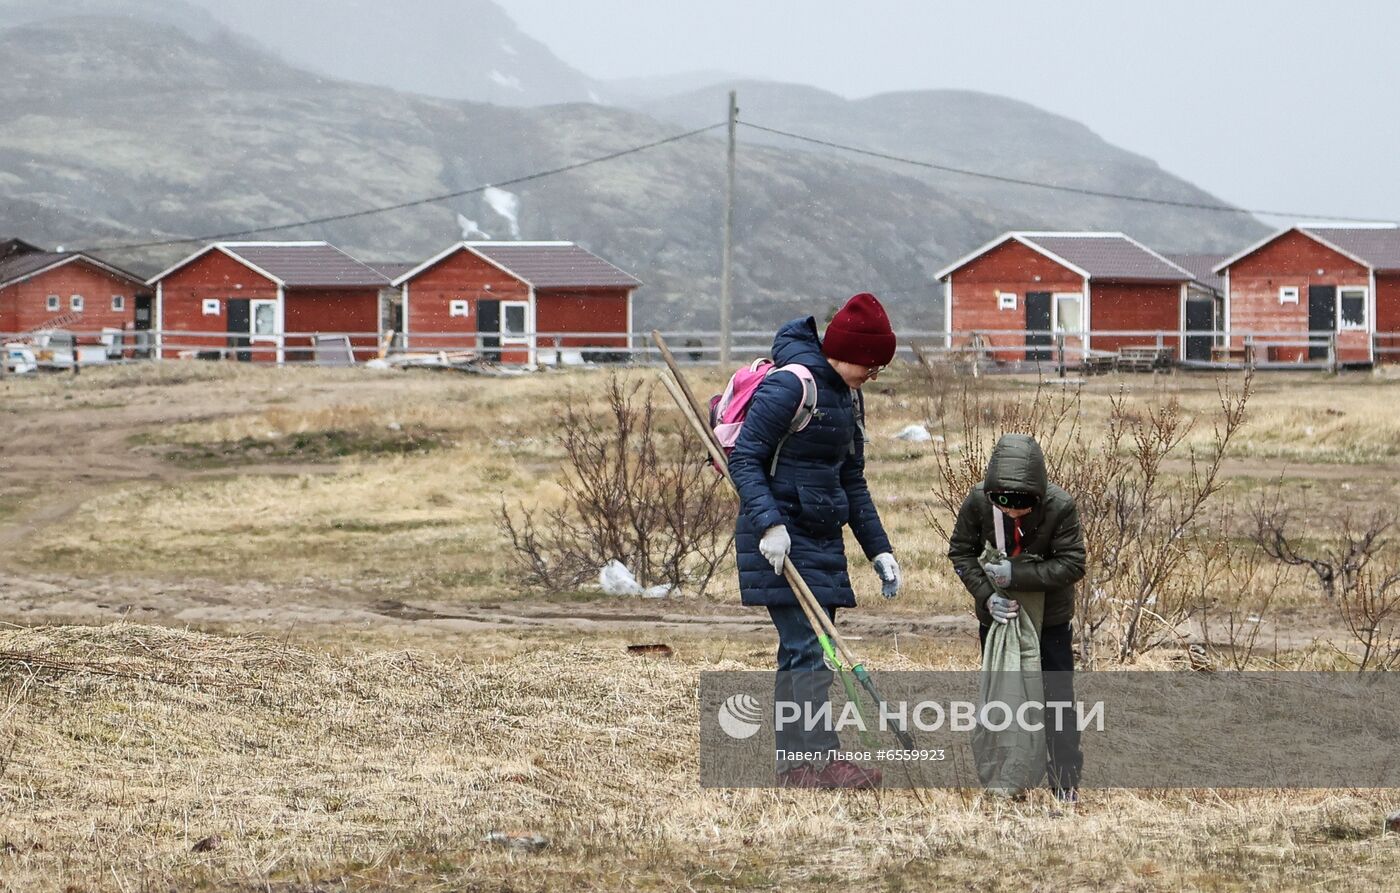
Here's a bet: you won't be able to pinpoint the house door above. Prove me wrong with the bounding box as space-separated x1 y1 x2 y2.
478 299 501 362
227 298 251 362
132 295 153 357
1184 298 1214 362
133 295 152 330
1308 285 1336 360
1025 291 1052 361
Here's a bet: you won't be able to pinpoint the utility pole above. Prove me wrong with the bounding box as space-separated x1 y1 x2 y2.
719 89 737 367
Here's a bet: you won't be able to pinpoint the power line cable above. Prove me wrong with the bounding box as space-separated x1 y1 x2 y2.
739 120 1389 224
81 122 727 253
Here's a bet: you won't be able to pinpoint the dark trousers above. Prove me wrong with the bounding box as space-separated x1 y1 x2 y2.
980 621 1084 791
769 604 839 765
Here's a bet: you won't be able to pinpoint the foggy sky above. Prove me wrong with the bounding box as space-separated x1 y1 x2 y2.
497 0 1397 226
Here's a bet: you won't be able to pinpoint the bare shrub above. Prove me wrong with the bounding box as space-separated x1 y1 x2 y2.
1339 570 1400 671
1252 491 1392 600
1252 498 1400 671
499 374 735 596
1190 504 1288 670
927 372 1253 665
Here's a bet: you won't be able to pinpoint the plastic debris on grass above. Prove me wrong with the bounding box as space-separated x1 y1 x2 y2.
599 560 673 598
483 830 548 851
893 423 933 443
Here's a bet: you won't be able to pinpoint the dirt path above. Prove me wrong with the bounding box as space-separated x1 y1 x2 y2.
0 568 970 643
0 380 343 542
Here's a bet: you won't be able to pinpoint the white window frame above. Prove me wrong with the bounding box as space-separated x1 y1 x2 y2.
111 294 125 312
1052 292 1083 334
997 291 1017 311
46 294 60 312
70 294 84 312
250 299 279 341
449 299 470 318
1337 286 1368 331
1278 286 1299 305
202 299 221 316
500 300 529 344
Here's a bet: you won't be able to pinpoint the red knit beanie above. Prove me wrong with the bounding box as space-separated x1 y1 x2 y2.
822 292 896 366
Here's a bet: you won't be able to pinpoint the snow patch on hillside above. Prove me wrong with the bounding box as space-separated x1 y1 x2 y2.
457 213 489 240
488 69 523 92
483 187 520 238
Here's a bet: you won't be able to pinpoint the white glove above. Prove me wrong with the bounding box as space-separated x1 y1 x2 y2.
987 593 1020 624
982 559 1012 589
873 552 900 599
759 525 791 576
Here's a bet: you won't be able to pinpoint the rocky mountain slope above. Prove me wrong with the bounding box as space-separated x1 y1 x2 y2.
0 15 1266 330
639 81 1264 253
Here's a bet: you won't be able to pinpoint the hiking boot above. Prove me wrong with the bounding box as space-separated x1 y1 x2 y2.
776 764 825 788
816 759 882 789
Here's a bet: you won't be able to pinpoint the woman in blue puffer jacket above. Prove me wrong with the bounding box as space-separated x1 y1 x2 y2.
728 292 900 789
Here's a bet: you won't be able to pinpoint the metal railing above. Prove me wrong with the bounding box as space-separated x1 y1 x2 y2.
2 327 1396 375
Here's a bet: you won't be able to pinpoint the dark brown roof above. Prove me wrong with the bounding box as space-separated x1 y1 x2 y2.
367 262 416 281
1021 234 1191 281
220 242 389 288
1164 254 1226 293
0 250 146 290
466 242 641 289
0 251 69 287
1302 226 1400 272
0 238 44 262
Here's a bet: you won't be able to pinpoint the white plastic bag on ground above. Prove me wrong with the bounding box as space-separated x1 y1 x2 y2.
600 560 643 596
599 560 673 598
893 423 933 443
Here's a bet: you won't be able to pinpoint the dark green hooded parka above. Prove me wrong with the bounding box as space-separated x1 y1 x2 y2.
947 434 1086 627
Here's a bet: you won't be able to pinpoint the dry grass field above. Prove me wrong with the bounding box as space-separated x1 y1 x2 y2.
3 360 1400 891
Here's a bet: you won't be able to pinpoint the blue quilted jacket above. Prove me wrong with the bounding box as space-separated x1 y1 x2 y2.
729 317 893 607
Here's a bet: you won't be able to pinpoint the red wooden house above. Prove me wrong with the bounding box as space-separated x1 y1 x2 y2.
149 241 389 363
1214 224 1400 364
1164 253 1227 363
391 241 641 365
0 238 148 351
936 232 1193 362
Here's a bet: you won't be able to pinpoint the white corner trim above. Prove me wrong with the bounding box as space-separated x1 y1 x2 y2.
1082 277 1092 352
943 274 952 349
1222 269 1231 348
463 240 573 247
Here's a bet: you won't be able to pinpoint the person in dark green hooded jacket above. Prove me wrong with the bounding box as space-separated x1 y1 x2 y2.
947 433 1086 798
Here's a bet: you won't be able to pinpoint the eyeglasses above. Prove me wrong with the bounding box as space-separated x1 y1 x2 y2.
865 364 887 378
988 491 1038 509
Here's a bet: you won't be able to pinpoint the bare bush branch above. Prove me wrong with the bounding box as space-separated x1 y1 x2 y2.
1252 487 1392 601
1251 490 1400 670
499 374 735 596
1190 505 1288 670
1340 569 1400 671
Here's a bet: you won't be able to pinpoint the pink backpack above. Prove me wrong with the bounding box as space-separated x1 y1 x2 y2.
709 359 818 474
